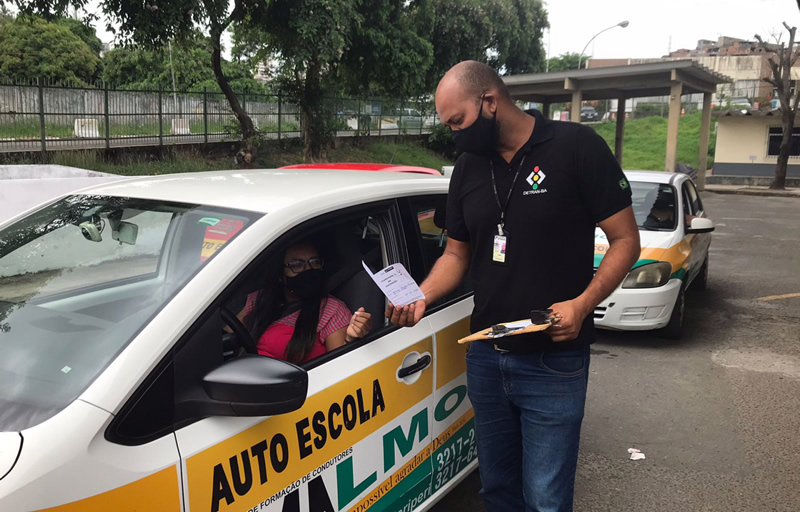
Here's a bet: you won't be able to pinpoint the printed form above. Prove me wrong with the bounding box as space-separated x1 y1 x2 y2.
362 261 425 306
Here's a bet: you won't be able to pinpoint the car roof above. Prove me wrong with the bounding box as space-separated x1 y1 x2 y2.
624 170 681 185
280 163 441 175
78 168 447 214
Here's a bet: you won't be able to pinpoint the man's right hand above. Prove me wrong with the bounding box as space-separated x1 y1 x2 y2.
386 300 426 327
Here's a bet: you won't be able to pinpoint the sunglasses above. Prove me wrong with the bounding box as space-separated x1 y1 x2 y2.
284 257 324 274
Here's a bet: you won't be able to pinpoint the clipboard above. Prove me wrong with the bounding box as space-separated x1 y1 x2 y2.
457 310 561 345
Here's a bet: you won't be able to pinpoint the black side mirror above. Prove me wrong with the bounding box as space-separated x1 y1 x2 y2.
198 355 308 417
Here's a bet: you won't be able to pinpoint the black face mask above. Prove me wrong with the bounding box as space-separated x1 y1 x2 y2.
285 269 324 299
451 98 497 156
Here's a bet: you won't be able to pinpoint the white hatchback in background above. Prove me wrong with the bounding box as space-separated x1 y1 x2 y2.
593 171 714 339
0 164 476 512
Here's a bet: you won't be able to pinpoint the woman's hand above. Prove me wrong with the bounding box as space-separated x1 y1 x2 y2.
346 307 373 342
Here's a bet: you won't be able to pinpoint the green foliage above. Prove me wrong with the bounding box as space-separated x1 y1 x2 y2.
102 33 263 92
0 15 99 85
426 0 493 88
546 52 587 72
591 112 716 171
55 16 103 56
488 0 548 75
425 123 457 159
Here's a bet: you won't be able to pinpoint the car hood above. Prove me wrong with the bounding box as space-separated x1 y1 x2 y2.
595 228 676 268
0 432 22 481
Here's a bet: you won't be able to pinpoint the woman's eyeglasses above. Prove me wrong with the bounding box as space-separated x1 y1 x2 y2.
284 257 324 274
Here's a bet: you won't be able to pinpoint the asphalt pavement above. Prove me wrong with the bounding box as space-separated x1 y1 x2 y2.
431 192 800 512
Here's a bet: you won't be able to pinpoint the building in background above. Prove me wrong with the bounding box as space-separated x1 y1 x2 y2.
712 108 800 178
588 36 789 109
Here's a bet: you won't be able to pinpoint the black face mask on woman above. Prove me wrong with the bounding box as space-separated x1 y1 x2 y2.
285 269 324 299
451 96 497 157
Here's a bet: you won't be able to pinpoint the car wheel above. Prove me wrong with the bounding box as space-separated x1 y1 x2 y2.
658 284 685 340
693 255 709 291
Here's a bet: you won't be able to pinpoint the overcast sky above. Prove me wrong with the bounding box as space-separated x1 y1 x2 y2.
546 0 800 60
83 0 800 61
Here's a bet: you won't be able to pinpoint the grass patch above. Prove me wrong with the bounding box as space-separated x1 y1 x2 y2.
590 112 716 171
33 140 452 177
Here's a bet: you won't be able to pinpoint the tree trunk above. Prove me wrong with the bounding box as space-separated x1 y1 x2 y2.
772 108 795 190
301 59 322 160
210 32 257 164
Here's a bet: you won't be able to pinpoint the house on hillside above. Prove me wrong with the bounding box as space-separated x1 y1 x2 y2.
712 108 800 178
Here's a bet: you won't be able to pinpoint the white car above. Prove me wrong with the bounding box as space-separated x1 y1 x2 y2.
594 171 714 339
0 164 476 512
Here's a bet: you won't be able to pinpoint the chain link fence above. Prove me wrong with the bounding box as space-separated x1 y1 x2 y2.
0 81 439 154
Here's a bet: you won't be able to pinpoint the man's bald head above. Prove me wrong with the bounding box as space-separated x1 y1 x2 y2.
439 60 512 105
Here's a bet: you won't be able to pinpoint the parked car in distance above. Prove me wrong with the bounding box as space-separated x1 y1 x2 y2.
580 106 600 122
594 171 714 339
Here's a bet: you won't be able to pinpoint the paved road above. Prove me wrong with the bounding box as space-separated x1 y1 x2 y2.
432 192 800 512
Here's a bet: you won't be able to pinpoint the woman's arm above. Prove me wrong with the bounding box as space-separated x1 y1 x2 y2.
325 308 372 351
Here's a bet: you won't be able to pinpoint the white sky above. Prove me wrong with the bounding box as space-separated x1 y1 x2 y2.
545 0 800 60
66 0 800 62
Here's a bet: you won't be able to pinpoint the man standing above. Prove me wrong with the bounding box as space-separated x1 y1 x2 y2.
387 61 640 511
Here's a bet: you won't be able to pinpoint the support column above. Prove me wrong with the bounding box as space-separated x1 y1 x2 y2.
541 102 550 119
697 92 713 191
665 80 683 172
615 98 626 166
571 90 582 123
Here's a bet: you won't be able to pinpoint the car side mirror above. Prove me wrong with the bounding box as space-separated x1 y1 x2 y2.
200 355 308 417
686 217 715 234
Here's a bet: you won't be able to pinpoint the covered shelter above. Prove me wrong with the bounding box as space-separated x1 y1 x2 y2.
502 60 731 190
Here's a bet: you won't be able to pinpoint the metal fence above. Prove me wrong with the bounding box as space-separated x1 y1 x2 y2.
0 81 439 154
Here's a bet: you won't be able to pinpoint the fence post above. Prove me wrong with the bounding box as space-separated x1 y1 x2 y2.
104 83 110 149
241 92 247 141
203 88 208 144
37 79 46 158
277 91 282 141
357 98 362 134
398 100 403 135
158 85 163 147
378 99 382 136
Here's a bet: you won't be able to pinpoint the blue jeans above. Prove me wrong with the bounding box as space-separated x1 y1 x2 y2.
466 342 590 512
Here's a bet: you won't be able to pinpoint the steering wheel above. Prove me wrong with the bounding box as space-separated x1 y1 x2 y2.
220 306 258 355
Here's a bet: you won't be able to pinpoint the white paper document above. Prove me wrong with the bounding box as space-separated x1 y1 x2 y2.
362 261 425 306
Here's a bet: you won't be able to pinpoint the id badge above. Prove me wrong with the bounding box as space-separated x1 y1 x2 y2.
493 234 507 263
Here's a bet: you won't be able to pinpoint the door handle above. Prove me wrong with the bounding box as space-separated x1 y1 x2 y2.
397 354 432 379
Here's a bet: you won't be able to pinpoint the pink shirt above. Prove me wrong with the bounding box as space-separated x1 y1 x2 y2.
245 293 351 362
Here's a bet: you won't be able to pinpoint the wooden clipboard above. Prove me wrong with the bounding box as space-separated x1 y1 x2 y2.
457 318 558 345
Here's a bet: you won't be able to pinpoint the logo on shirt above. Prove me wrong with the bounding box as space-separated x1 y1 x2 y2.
524 166 548 195
619 178 629 190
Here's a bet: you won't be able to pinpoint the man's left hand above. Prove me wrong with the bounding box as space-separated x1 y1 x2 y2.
547 300 590 342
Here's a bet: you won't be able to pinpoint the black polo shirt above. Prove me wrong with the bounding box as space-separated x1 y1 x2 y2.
446 109 632 351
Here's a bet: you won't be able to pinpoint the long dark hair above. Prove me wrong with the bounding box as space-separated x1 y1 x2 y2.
248 243 328 364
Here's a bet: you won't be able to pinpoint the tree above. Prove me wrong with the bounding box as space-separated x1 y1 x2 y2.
102 33 263 93
0 15 99 85
755 23 800 190
10 0 267 162
55 16 103 56
488 0 548 75
234 0 435 158
547 52 588 72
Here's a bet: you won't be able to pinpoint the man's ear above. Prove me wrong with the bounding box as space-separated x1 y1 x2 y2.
484 92 498 115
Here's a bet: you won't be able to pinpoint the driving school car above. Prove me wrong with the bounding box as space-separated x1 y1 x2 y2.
0 164 477 512
593 171 714 339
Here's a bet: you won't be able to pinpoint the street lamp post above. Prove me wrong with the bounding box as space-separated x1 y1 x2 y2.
577 20 630 70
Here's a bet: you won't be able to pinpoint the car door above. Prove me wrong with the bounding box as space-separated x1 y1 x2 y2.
680 180 708 285
400 195 477 502
174 201 436 512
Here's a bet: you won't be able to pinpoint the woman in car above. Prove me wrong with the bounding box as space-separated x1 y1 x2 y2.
241 241 372 363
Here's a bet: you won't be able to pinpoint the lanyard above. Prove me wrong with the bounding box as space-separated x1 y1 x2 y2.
490 154 527 236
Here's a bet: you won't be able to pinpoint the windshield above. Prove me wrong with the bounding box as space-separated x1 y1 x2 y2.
630 181 678 231
0 195 260 431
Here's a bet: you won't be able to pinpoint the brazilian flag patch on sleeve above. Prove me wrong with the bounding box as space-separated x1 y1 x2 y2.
619 178 629 190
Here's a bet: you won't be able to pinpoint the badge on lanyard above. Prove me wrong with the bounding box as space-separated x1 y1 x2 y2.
493 224 507 263
490 155 526 265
